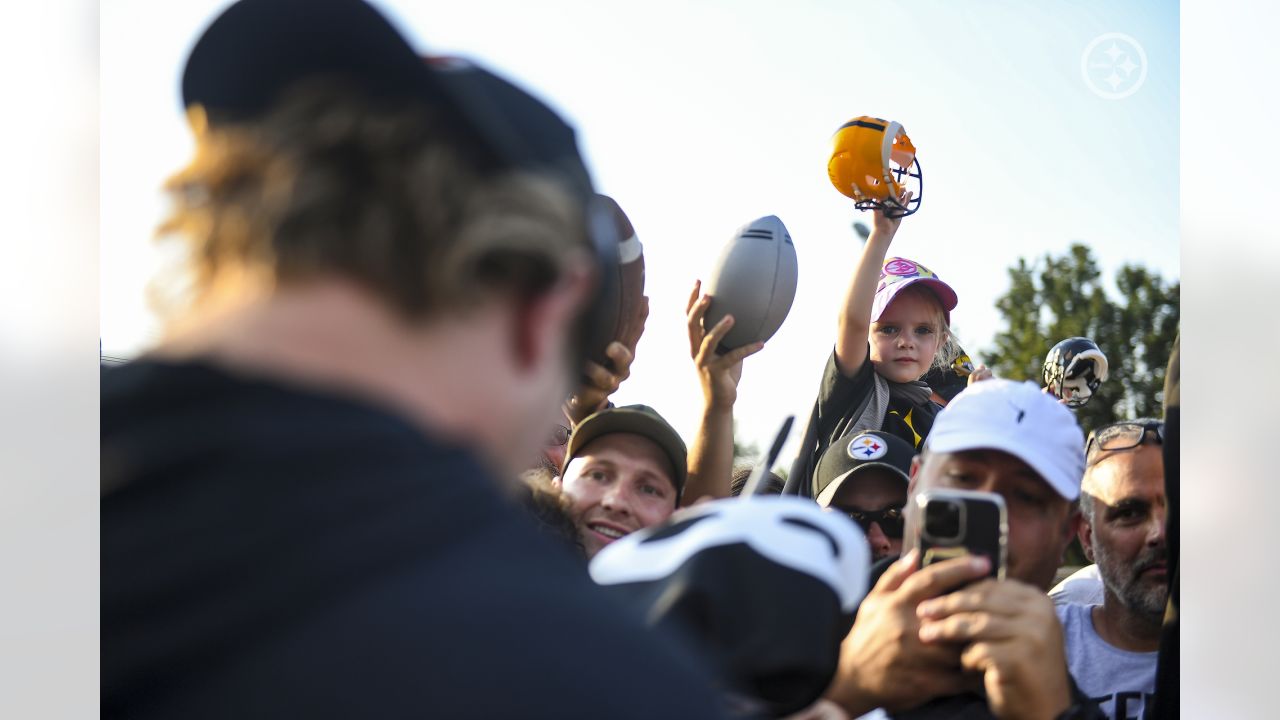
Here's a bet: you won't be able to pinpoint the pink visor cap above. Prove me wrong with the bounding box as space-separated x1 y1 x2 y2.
870 257 958 325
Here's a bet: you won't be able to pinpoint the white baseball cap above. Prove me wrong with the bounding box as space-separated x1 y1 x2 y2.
925 379 1085 500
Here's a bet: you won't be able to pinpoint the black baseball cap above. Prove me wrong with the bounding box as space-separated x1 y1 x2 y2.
562 405 688 501
180 0 594 201
813 431 915 505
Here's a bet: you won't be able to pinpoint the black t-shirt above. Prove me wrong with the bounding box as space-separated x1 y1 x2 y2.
791 349 941 495
101 360 728 719
816 348 940 451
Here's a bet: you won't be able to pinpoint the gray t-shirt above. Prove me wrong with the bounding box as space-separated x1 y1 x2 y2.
1056 602 1156 720
1051 564 1104 607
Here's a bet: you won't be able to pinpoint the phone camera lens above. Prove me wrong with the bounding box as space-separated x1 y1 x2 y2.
925 499 963 541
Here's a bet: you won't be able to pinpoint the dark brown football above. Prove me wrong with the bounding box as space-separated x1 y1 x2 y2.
598 194 646 356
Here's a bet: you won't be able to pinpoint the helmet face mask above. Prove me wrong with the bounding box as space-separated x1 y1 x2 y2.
1043 338 1109 408
1059 370 1101 407
828 116 923 218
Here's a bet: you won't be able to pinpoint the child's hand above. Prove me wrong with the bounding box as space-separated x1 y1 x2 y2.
869 189 913 243
967 364 993 385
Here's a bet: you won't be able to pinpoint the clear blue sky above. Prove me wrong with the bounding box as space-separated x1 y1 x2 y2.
101 0 1178 462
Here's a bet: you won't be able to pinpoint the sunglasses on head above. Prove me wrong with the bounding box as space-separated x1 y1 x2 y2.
836 506 905 538
1085 420 1163 466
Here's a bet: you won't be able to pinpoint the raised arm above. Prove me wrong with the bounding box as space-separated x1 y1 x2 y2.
834 192 911 377
683 280 763 505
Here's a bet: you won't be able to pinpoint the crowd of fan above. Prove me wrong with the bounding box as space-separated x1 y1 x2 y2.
101 2 1176 719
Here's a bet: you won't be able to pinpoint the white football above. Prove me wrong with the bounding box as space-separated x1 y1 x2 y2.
703 215 799 352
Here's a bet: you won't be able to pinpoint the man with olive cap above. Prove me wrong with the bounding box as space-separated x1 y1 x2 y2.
554 404 688 559
814 430 916 562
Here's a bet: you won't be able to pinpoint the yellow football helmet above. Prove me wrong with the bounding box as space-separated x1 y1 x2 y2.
827 116 922 217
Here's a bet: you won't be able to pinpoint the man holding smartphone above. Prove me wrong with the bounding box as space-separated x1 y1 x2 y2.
826 379 1102 719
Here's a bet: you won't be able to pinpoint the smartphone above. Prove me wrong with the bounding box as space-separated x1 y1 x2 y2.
908 489 1007 581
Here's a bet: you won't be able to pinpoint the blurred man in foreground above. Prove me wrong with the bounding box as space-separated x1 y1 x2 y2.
100 1 725 717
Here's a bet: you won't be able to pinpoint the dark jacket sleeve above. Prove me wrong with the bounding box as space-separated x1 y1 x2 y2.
787 348 877 496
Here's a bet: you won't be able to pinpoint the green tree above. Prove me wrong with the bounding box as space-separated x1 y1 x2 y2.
732 422 759 465
985 244 1179 436
986 244 1178 570
732 424 789 483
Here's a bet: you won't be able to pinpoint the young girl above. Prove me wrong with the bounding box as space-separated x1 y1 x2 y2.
793 199 983 496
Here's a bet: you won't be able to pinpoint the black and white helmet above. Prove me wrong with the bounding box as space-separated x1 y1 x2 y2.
589 497 869 717
1043 337 1109 408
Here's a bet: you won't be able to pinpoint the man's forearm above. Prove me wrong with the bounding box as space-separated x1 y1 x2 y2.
684 405 734 505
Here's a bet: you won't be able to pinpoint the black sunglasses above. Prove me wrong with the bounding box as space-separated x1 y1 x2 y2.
837 506 905 539
1085 421 1163 465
